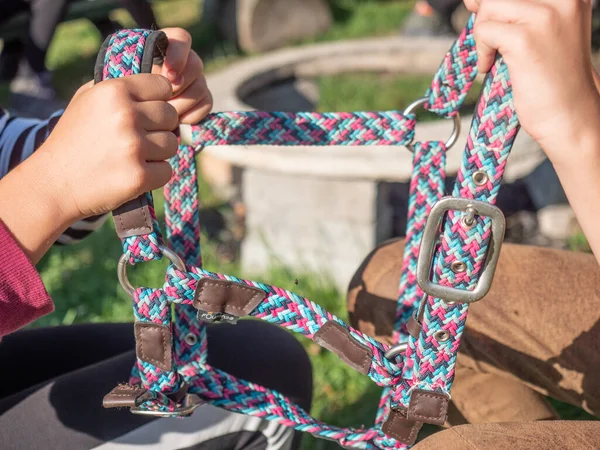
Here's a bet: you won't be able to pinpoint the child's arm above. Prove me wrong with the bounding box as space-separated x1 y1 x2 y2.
0 28 212 253
467 0 600 259
0 74 180 264
0 28 212 336
0 109 109 245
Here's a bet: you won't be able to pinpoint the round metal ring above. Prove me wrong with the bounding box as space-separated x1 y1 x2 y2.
118 245 186 298
403 97 461 153
184 333 198 346
434 330 451 343
384 342 408 361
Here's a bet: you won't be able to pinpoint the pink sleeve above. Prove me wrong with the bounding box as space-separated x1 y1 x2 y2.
0 220 54 337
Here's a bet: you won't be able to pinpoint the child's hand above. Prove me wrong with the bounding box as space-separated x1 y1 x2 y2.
155 28 213 124
465 0 600 165
39 74 179 221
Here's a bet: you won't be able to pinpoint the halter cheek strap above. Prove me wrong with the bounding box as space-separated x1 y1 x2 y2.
97 15 520 448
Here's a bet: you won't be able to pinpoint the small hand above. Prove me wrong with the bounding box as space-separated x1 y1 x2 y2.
155 28 213 124
464 0 600 164
41 74 179 221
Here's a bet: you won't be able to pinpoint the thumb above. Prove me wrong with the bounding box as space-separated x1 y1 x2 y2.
159 28 192 87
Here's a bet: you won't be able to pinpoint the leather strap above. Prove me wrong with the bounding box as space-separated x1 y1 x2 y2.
382 408 423 445
103 384 150 408
113 194 154 238
192 278 266 317
134 322 172 371
314 321 373 375
406 313 422 339
406 389 449 426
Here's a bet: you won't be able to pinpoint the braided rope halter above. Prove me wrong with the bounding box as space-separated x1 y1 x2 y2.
98 15 519 448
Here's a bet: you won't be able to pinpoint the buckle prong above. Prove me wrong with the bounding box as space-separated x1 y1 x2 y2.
416 197 505 304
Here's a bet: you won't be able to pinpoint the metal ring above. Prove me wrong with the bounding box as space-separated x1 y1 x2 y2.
384 342 408 361
118 245 186 298
184 333 198 346
434 330 451 343
403 97 461 153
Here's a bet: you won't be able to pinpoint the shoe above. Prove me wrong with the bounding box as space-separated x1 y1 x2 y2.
9 62 66 119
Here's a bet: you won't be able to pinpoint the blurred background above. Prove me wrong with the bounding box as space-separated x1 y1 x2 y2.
0 1 597 448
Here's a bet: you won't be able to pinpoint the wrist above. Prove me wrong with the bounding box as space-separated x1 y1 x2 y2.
542 98 600 171
29 145 82 228
0 154 70 264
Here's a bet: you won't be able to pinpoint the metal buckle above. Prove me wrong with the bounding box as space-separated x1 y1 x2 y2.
131 393 204 417
416 197 505 304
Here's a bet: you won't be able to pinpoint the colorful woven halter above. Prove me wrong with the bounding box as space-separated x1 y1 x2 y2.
97 15 519 449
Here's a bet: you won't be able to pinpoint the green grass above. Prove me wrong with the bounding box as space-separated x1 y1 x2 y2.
2 0 596 448
317 72 483 119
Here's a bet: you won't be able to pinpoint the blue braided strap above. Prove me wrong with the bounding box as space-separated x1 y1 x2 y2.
190 111 416 146
395 56 519 411
164 265 402 388
425 14 478 118
100 29 165 264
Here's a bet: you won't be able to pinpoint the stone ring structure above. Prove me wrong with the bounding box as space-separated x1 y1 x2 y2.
200 36 552 291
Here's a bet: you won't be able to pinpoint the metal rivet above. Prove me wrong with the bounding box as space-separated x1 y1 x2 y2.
434 330 451 342
184 333 197 346
451 261 467 273
473 171 489 186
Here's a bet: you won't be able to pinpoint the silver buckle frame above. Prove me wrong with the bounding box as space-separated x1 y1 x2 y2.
131 393 204 417
416 197 505 304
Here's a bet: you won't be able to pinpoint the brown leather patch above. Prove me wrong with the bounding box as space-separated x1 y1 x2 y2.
134 322 172 371
407 389 450 426
113 195 153 238
314 321 373 375
406 314 422 339
382 408 422 445
103 384 148 409
193 278 266 317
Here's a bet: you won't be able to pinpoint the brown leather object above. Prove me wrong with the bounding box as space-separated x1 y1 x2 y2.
134 322 172 371
193 278 266 317
382 408 423 445
103 384 149 409
347 238 600 345
407 389 449 426
113 194 153 238
413 421 600 450
314 321 373 375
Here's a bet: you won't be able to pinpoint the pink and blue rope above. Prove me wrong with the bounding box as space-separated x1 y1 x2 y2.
102 14 518 448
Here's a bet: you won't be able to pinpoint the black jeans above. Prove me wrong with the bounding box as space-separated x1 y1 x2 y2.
0 321 313 449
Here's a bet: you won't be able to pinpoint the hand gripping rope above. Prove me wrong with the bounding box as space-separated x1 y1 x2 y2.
97 15 519 448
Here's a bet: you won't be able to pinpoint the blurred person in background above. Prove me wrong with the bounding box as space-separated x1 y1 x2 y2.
0 0 158 119
401 0 463 37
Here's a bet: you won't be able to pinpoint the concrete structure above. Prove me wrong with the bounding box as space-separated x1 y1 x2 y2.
210 0 332 53
198 36 563 291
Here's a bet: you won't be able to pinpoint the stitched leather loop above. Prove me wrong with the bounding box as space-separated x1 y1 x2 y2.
314 322 373 375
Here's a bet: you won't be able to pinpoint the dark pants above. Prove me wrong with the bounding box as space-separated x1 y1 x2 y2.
0 321 313 449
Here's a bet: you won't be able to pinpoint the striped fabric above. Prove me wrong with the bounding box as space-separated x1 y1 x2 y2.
0 108 107 245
